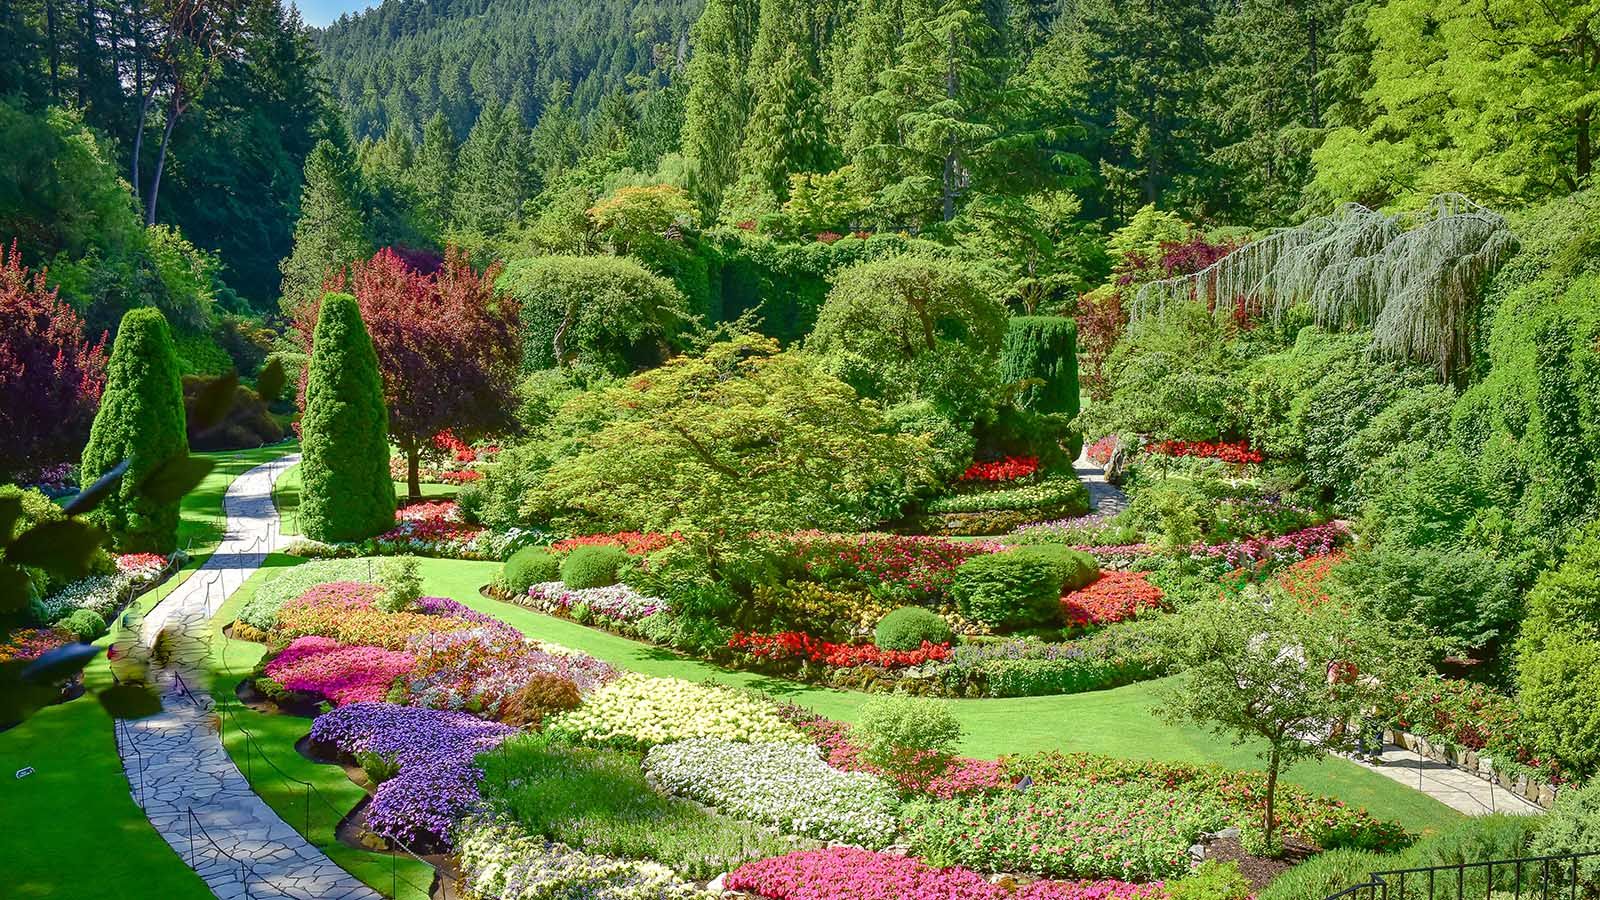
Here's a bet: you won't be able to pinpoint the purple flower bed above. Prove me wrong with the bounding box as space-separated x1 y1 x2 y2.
520 582 668 621
309 703 513 847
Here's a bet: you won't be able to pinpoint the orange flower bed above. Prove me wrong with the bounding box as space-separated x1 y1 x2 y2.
1061 571 1164 629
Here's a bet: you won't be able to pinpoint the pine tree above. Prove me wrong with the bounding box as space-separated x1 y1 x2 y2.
738 43 833 199
412 111 457 232
280 139 369 315
298 292 396 543
682 0 755 213
79 308 188 553
454 103 532 237
528 81 582 190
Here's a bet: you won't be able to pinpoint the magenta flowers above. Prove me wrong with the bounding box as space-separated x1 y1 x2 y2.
725 848 1169 900
263 636 414 705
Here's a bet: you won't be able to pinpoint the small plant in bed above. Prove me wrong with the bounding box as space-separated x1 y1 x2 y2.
477 732 801 880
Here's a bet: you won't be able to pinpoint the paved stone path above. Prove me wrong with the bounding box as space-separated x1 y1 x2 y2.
1074 446 1128 514
1347 746 1544 816
116 453 382 900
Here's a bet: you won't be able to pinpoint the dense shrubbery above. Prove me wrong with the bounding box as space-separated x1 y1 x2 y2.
499 255 689 375
559 545 631 589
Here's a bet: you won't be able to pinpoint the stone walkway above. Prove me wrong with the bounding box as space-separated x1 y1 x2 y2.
1347 746 1544 816
1074 446 1128 514
115 453 382 900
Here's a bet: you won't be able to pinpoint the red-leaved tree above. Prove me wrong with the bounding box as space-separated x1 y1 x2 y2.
0 241 108 481
297 246 520 500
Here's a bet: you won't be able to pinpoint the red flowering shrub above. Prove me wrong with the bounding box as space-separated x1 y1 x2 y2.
958 455 1040 483
1147 440 1264 465
729 630 949 669
1086 436 1117 466
791 533 1000 599
815 231 843 244
1061 571 1165 628
550 531 681 555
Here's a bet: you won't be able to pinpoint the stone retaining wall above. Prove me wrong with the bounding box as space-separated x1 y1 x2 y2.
1385 728 1559 810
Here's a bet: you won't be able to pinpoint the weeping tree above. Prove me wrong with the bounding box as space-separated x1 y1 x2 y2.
1134 194 1517 379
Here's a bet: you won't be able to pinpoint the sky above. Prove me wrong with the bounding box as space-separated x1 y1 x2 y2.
294 0 378 28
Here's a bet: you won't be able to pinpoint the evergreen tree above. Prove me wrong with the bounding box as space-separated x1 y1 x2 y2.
280 138 369 315
528 81 581 190
79 308 188 553
454 103 532 237
835 0 907 197
738 42 832 199
682 0 754 212
412 111 457 236
999 315 1081 454
298 292 396 542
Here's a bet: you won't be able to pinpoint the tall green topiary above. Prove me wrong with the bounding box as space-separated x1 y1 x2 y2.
1000 316 1081 457
299 292 395 542
80 307 189 553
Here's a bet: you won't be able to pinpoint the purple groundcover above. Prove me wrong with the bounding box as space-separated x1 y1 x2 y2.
309 702 514 847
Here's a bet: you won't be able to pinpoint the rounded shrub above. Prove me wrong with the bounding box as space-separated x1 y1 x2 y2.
1531 781 1600 884
499 255 688 375
560 545 632 589
502 547 560 594
499 674 583 728
80 307 188 553
298 292 396 543
1018 543 1099 591
874 607 953 651
856 695 961 784
58 608 107 641
949 549 1069 629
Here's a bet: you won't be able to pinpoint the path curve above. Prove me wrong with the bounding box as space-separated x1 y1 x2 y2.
1074 446 1127 514
115 453 382 900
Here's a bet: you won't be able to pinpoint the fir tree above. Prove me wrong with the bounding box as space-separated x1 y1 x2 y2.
298 292 396 543
528 81 582 190
412 111 458 233
454 103 532 237
682 0 754 212
280 138 369 315
79 308 188 553
738 43 833 199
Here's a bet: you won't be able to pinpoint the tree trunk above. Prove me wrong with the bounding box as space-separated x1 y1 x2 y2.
145 92 180 226
1264 743 1281 852
1577 106 1592 185
407 446 421 502
45 0 60 102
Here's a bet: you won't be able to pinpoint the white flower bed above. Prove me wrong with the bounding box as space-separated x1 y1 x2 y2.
545 674 805 750
35 554 182 622
644 739 901 847
455 818 708 900
519 582 667 621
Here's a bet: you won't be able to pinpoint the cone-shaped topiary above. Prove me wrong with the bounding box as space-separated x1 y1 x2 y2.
80 307 188 553
299 292 395 542
999 316 1081 457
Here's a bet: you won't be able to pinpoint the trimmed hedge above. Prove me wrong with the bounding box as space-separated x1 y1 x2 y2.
949 549 1068 629
298 293 395 543
874 607 953 651
80 307 189 553
560 545 631 589
501 547 559 594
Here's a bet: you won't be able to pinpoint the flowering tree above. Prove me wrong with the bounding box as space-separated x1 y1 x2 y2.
300 246 520 500
0 242 107 481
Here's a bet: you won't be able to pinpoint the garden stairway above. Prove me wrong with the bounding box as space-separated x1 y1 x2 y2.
114 453 382 900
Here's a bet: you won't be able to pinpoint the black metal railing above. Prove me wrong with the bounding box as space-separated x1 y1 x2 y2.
1328 851 1600 900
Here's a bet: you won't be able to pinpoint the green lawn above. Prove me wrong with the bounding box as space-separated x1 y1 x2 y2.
0 442 296 900
415 556 1466 838
273 462 456 537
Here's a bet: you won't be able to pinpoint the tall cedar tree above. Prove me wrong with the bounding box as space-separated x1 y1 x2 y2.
297 292 395 542
738 42 833 200
314 247 520 500
280 138 369 315
0 242 106 480
79 307 187 553
999 315 1079 417
682 0 755 212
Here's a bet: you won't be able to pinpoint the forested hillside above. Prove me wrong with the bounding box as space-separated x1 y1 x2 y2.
314 0 703 141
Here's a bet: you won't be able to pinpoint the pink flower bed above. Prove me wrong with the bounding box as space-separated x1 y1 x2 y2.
800 716 1007 799
263 636 415 705
725 849 1168 900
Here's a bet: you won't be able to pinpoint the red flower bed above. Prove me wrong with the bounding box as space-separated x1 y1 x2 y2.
1061 571 1164 628
797 715 1008 799
1147 439 1263 465
1275 551 1347 607
791 533 999 597
958 455 1040 483
729 630 949 669
550 531 681 555
1086 436 1117 466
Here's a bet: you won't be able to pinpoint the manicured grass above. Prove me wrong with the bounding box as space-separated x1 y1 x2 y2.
206 560 435 900
0 442 297 900
415 557 1466 838
273 462 455 537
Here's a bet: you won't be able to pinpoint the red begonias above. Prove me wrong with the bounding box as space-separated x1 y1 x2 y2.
1146 439 1264 465
958 456 1040 483
1061 571 1165 629
729 630 949 669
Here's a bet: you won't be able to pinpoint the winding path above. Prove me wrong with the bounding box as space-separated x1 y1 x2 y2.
1074 446 1128 514
115 453 381 900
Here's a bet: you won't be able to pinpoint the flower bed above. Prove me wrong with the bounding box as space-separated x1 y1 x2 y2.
1146 440 1263 465
728 630 949 669
546 674 805 750
724 848 1170 900
959 456 1041 484
454 818 706 900
263 636 414 705
308 703 513 846
1061 572 1165 629
902 782 1226 880
1072 522 1349 566
938 623 1172 698
551 531 681 555
270 581 507 650
791 533 1000 600
520 582 668 622
926 476 1088 515
794 714 1008 799
35 552 183 622
404 626 617 715
643 739 901 847
1086 436 1118 466
0 627 72 663
1274 551 1346 607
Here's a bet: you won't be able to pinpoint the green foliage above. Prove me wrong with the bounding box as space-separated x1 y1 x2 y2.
1000 316 1080 417
925 476 1089 516
560 545 632 589
57 608 107 641
298 293 396 543
279 141 370 315
1530 780 1600 885
499 255 689 375
856 695 962 784
810 256 1008 422
1256 849 1388 900
1337 544 1521 651
1169 861 1252 900
501 547 560 595
949 549 1068 630
1516 527 1600 779
237 558 376 631
375 555 422 613
79 308 188 553
873 607 953 651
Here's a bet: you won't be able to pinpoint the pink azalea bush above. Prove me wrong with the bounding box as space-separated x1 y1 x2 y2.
724 848 1168 900
263 636 415 705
